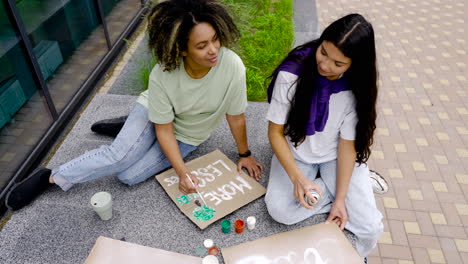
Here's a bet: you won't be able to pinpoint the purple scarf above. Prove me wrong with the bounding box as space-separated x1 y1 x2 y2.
267 46 349 135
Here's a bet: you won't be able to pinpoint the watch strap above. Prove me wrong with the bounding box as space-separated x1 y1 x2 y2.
238 150 252 158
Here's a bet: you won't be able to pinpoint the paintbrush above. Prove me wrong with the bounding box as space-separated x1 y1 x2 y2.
185 173 208 208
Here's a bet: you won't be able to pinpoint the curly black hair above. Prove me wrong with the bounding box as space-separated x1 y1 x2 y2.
147 0 240 71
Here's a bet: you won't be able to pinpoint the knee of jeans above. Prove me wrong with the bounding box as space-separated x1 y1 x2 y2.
116 171 140 186
97 144 134 166
360 218 384 240
373 221 384 238
265 193 299 225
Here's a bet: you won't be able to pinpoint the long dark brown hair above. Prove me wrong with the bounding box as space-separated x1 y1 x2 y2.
274 14 378 164
147 0 240 71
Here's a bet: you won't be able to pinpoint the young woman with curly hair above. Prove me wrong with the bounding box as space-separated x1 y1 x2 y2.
7 0 263 210
265 14 383 260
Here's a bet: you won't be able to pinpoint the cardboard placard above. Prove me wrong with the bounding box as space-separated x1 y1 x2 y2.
222 222 363 264
84 236 201 264
155 149 266 229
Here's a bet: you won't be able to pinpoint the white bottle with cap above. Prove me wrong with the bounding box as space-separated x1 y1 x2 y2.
246 216 256 230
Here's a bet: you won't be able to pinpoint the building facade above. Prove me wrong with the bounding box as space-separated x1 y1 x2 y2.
0 0 147 214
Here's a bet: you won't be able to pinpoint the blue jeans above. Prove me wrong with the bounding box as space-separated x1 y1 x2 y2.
265 155 383 257
52 103 197 191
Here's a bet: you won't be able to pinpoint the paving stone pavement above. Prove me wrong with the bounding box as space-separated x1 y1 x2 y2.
316 0 468 263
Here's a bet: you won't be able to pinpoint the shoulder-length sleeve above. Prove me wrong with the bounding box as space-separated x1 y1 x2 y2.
266 71 298 125
339 96 358 140
225 52 248 116
147 66 174 124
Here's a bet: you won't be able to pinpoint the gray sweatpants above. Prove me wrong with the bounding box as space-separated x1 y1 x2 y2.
265 155 383 257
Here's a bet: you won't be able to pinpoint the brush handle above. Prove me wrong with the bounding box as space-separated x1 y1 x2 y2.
185 173 208 207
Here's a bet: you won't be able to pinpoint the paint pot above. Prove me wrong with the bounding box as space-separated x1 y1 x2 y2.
235 219 245 233
203 239 214 249
208 246 220 256
246 216 256 230
202 255 219 264
90 192 113 220
304 189 321 206
221 219 231 233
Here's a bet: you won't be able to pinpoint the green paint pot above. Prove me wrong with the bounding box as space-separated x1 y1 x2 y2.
221 219 231 233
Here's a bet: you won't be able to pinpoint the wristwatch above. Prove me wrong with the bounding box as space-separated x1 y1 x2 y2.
239 150 252 158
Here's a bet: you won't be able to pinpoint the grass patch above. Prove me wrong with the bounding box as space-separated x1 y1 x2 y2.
136 0 294 101
224 0 294 101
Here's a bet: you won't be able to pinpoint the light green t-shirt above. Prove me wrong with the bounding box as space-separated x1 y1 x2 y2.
136 47 247 146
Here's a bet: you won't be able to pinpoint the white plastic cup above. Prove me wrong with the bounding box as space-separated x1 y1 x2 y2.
246 216 256 230
202 255 219 264
90 192 113 221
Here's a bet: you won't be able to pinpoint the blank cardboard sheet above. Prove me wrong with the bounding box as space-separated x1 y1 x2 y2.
222 222 362 264
84 236 201 264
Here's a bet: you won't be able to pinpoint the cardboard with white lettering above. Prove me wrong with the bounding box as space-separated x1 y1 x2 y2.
155 149 266 229
84 236 201 264
222 222 362 264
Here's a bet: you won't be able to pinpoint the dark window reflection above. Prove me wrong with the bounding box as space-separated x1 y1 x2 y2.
15 0 109 113
0 2 53 190
102 0 141 45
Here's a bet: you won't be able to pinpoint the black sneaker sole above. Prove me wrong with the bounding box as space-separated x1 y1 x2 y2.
5 167 51 211
91 116 128 137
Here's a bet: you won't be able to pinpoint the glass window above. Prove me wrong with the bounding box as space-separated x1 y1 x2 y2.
100 0 141 45
0 2 53 190
15 0 109 113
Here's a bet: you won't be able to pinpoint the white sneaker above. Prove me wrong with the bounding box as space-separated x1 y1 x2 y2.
370 170 389 194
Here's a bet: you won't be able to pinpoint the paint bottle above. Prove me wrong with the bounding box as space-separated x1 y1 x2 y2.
304 189 321 206
235 219 245 233
246 216 256 230
221 219 231 233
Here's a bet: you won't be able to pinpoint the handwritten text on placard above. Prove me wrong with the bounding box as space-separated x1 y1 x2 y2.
163 159 252 206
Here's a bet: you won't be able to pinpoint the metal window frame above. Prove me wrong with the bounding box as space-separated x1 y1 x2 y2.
94 0 113 49
0 0 149 214
4 0 59 120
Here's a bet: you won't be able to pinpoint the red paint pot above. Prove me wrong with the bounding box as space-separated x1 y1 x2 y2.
235 219 245 233
208 246 220 256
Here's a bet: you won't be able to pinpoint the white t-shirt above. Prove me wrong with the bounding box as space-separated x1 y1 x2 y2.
266 71 358 164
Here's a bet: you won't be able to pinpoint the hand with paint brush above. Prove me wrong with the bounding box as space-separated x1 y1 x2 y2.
177 171 199 194
185 173 209 208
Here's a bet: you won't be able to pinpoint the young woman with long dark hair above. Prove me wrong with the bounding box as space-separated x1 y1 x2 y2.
265 14 383 259
7 0 263 210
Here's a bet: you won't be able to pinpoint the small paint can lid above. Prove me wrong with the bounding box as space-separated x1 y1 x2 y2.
221 219 231 228
203 239 214 248
202 255 219 264
208 246 220 256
